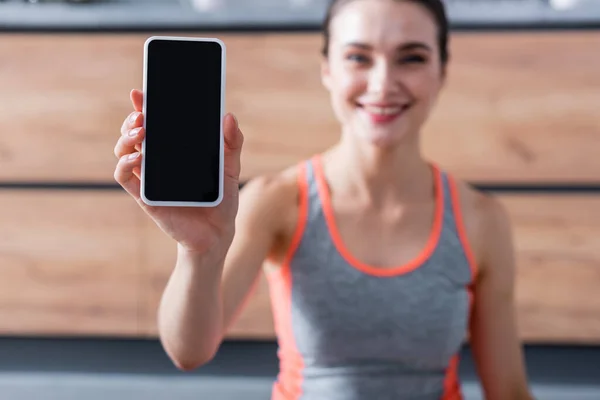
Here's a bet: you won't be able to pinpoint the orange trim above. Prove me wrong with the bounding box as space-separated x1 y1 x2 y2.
442 354 464 400
268 268 305 400
311 154 444 277
442 282 477 400
266 161 309 400
446 174 479 284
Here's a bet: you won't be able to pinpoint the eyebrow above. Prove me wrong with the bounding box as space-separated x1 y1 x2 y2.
344 41 432 52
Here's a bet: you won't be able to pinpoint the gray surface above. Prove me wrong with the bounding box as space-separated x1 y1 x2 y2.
2 338 600 382
0 373 600 400
1 0 600 30
1 338 599 399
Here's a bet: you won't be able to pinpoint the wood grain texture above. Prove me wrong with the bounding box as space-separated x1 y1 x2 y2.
0 191 144 336
0 34 142 182
421 32 600 183
141 195 600 343
507 195 600 343
0 32 599 183
0 190 597 341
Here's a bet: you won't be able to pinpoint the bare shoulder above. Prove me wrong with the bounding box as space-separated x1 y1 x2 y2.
450 178 514 278
453 179 511 230
236 163 303 240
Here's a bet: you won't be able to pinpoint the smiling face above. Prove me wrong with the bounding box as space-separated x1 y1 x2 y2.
322 0 446 148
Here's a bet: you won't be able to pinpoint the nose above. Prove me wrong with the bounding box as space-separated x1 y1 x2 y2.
367 60 395 94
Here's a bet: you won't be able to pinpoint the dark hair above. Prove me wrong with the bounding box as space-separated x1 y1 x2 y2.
321 0 449 66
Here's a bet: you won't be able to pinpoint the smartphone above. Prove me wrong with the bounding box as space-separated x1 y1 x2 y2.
140 36 225 207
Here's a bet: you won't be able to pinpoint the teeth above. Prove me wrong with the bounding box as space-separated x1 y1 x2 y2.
363 105 402 115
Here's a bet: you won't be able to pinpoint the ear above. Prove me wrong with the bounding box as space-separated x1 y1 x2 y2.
321 57 333 91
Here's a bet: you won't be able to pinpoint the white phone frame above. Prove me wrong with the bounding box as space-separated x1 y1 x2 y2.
140 35 226 208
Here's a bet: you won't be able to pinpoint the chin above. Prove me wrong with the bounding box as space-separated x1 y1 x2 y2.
353 108 415 146
357 124 412 149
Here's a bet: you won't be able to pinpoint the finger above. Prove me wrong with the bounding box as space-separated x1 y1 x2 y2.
223 113 244 183
130 89 144 112
114 127 145 159
114 151 142 199
120 110 144 137
120 109 144 136
119 90 144 136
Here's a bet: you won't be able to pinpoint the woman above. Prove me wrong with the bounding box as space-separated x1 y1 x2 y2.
113 0 535 399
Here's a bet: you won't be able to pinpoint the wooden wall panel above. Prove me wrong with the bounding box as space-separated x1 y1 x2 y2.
0 32 599 183
0 192 144 336
140 195 600 343
421 32 600 183
0 35 141 183
0 186 596 341
507 195 600 343
1 30 599 343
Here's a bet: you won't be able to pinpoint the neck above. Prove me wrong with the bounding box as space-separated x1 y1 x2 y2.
324 131 433 206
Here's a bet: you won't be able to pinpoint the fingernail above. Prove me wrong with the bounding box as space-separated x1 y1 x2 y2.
128 152 140 160
128 127 141 137
231 113 238 126
129 112 139 124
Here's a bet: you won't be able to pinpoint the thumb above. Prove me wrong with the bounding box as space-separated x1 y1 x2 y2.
223 113 244 183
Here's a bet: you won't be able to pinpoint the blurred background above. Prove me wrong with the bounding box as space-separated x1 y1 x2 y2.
1 0 600 399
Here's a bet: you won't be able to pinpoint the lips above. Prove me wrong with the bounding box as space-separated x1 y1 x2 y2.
358 103 410 124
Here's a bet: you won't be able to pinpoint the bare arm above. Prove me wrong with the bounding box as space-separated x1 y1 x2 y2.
113 92 288 371
470 197 535 400
157 175 294 371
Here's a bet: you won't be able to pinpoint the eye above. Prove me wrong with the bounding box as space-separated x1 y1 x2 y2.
400 54 427 64
346 53 370 64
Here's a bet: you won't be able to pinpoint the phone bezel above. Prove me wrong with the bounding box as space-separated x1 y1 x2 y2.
140 36 226 208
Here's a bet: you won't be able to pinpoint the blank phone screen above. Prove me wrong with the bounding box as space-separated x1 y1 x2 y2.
143 38 223 204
